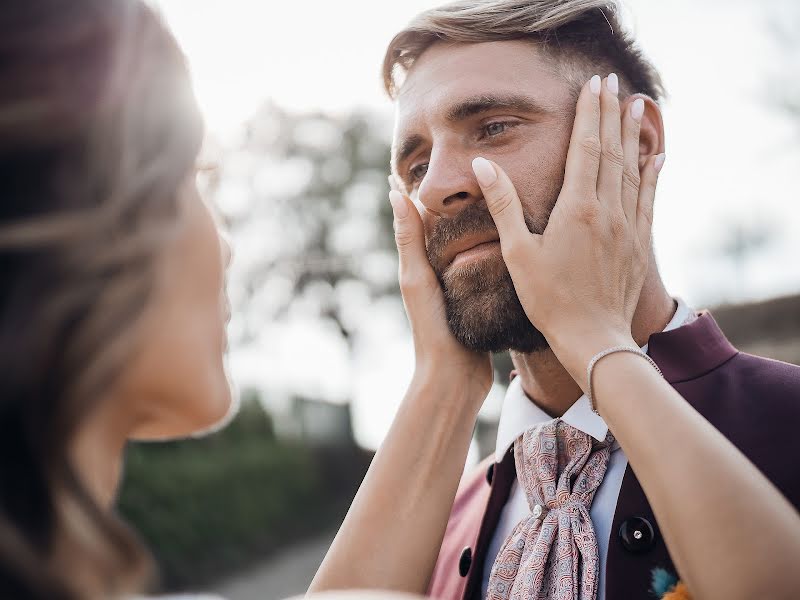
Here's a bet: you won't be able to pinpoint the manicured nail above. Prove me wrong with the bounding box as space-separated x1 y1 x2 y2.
590 75 601 95
654 153 666 174
608 73 619 96
631 98 645 122
472 157 497 187
389 190 409 218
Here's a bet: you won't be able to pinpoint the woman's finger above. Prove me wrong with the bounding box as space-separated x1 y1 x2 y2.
596 73 624 212
621 97 645 222
388 190 439 301
471 157 533 268
636 153 666 250
561 75 602 204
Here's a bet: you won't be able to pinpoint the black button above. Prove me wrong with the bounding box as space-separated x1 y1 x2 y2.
458 546 472 577
486 463 495 485
619 517 656 553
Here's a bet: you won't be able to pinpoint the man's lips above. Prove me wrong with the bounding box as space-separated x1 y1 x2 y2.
443 232 501 268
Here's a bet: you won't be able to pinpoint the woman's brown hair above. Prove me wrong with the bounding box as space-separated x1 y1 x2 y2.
0 0 203 597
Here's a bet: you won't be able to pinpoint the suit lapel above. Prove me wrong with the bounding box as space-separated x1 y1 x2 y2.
462 449 516 600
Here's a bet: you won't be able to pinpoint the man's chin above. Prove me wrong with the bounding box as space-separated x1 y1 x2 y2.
440 264 550 354
448 311 550 354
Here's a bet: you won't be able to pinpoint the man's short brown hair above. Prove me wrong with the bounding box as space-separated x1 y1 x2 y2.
382 0 664 102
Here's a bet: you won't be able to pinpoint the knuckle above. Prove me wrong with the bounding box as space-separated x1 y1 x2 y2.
487 188 515 216
580 136 602 161
622 166 641 192
601 142 625 168
609 214 628 236
394 227 416 249
575 200 599 225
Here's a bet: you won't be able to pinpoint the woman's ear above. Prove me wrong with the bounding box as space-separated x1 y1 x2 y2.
622 93 665 170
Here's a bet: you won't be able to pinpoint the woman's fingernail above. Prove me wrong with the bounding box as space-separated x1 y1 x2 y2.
608 73 619 95
389 190 409 218
472 157 497 187
631 98 645 122
590 75 601 95
654 153 666 174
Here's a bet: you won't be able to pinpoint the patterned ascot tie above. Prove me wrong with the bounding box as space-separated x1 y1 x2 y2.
486 419 615 600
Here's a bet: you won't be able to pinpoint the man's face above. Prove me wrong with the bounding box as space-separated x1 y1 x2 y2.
392 40 576 353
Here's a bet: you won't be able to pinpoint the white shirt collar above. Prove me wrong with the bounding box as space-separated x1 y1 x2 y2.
494 297 693 461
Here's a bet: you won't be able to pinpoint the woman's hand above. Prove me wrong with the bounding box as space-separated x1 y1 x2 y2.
388 184 493 406
309 181 493 595
470 74 664 387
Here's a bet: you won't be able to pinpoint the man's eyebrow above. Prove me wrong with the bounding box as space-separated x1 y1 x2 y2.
393 133 425 173
392 94 551 175
445 94 551 122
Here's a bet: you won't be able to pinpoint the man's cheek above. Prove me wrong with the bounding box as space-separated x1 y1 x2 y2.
421 215 437 244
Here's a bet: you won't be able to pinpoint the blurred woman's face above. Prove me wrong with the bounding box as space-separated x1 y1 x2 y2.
113 176 234 440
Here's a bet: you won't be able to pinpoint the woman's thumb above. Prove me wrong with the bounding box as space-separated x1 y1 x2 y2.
389 190 436 294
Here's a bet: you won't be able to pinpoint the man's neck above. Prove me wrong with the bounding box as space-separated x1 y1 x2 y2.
510 289 677 418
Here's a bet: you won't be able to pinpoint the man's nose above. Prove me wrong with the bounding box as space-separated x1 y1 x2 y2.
417 149 483 218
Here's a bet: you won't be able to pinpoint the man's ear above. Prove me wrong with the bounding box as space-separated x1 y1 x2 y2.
621 93 665 170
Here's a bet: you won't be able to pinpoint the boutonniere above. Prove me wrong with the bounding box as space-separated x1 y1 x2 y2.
651 567 691 599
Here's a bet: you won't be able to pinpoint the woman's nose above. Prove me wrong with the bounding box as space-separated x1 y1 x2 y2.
219 230 233 269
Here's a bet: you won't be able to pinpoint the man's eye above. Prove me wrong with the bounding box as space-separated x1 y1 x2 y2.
484 121 509 137
409 163 429 182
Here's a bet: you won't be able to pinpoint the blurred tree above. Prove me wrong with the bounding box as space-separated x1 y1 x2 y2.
702 2 798 304
767 1 800 128
713 218 775 299
201 104 396 351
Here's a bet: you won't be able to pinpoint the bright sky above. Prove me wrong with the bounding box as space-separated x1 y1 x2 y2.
155 0 800 449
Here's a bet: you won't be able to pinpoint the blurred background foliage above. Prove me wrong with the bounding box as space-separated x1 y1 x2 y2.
119 396 372 590
768 1 800 126
206 104 397 351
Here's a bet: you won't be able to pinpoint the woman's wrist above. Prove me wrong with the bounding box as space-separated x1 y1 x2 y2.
548 324 637 391
409 363 490 416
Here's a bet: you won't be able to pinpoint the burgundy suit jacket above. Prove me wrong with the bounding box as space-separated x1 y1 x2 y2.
428 311 800 600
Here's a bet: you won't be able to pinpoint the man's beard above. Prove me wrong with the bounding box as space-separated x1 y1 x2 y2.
427 203 552 354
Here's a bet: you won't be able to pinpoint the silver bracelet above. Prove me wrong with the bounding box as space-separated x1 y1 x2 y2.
586 346 663 415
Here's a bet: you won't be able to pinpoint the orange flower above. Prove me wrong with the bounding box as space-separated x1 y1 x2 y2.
662 582 691 600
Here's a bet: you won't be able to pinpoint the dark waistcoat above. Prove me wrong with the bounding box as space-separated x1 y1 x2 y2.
428 311 800 600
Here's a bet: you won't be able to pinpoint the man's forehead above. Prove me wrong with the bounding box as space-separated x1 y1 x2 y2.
393 40 567 132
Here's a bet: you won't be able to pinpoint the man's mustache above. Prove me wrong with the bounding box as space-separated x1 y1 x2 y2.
426 203 541 274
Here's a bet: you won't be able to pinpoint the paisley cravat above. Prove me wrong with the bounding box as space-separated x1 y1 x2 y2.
486 419 614 600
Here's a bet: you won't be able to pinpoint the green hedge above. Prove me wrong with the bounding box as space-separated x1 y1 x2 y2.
117 400 372 591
